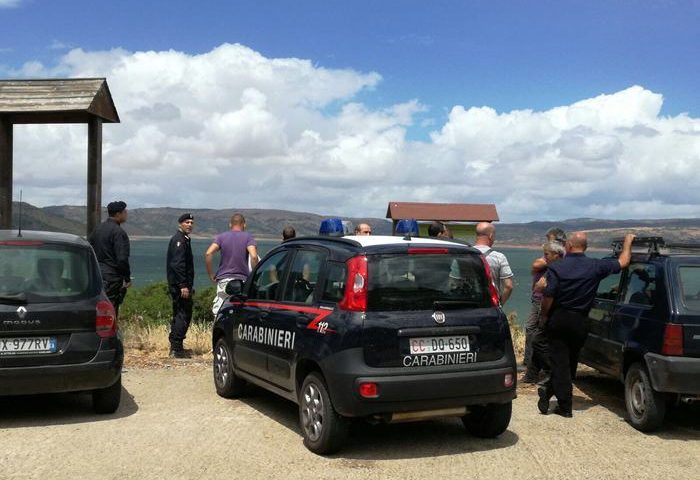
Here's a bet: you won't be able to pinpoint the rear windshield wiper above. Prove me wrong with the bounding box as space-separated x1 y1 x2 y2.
0 292 27 304
433 300 481 310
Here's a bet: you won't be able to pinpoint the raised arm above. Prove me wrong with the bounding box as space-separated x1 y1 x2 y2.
617 233 636 269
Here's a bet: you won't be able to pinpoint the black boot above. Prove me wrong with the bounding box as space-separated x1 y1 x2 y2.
537 384 552 415
169 343 189 359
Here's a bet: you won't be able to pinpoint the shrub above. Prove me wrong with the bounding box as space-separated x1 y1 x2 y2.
120 282 217 326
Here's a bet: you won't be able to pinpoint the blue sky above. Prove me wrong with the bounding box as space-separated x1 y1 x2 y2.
1 0 699 221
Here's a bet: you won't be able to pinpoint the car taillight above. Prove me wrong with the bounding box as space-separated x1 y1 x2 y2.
338 255 368 312
358 382 379 398
661 324 683 356
96 299 117 338
479 255 500 307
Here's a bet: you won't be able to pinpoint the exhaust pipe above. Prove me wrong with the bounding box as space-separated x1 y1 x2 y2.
680 395 699 405
389 407 467 423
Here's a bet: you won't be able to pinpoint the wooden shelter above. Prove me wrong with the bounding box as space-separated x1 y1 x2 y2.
0 78 120 234
386 201 499 238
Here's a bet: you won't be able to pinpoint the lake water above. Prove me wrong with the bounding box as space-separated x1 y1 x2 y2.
130 238 580 326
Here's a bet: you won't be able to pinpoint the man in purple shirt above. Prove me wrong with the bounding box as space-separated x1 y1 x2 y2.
205 213 259 314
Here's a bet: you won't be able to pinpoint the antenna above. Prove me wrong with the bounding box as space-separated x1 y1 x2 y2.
17 189 23 238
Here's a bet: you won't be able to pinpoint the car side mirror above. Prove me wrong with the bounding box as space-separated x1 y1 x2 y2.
225 279 246 299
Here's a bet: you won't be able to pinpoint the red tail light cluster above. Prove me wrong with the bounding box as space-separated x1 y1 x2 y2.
96 299 118 338
338 255 368 312
358 382 379 398
479 255 501 307
661 324 684 356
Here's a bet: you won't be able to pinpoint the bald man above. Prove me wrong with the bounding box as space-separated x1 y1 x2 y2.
538 231 635 418
473 222 514 305
354 223 372 235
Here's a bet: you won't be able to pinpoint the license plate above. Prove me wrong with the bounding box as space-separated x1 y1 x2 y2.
409 335 470 355
0 337 57 355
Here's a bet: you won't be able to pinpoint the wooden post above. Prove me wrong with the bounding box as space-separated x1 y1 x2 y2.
0 117 12 229
87 116 102 236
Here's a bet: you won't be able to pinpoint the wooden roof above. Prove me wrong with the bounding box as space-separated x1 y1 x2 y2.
386 201 499 222
0 78 120 124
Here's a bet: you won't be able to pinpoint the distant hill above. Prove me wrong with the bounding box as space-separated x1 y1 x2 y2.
10 202 700 247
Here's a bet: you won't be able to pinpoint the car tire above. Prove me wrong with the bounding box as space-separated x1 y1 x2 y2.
624 362 666 432
92 375 122 414
462 401 512 438
213 338 246 398
299 372 348 455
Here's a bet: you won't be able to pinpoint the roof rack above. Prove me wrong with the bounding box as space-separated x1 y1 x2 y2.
611 236 665 257
661 243 700 255
611 236 700 257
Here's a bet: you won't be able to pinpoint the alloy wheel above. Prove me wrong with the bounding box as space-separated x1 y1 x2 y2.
301 382 324 442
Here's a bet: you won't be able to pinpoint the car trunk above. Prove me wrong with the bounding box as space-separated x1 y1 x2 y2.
0 298 102 367
362 252 508 368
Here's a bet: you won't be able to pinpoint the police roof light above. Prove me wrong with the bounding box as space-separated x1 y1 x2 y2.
319 218 345 237
394 219 419 236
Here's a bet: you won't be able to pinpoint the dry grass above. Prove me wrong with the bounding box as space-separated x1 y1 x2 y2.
121 321 212 356
507 311 526 360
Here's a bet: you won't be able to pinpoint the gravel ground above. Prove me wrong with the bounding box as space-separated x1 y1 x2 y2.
1 359 698 480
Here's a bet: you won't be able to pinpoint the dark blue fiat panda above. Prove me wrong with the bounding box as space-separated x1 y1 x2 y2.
212 235 516 454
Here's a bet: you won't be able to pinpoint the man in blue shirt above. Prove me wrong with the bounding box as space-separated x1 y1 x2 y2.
538 232 634 417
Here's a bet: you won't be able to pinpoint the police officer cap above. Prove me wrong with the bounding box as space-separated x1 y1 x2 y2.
178 213 194 223
107 201 127 216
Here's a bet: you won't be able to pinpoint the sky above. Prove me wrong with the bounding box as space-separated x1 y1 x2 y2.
0 0 698 223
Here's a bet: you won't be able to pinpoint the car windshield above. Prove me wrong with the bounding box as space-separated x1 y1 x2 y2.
0 241 97 303
367 253 490 311
678 265 700 311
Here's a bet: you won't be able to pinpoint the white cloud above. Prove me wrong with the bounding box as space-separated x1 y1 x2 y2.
8 44 700 222
0 0 22 8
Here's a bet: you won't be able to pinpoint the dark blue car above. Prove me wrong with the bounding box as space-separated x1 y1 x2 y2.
580 237 700 431
0 230 123 414
212 235 517 454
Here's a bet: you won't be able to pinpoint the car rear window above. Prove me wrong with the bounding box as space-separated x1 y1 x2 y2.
0 242 98 303
678 266 700 311
367 253 491 311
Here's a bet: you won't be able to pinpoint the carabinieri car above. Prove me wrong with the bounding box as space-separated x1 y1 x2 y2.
212 234 517 454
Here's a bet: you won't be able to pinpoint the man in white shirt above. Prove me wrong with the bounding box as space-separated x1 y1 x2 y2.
473 222 514 305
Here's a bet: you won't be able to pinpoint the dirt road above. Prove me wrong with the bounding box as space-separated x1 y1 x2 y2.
1 361 698 480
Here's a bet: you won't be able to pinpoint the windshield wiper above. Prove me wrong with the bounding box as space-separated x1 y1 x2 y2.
0 292 27 304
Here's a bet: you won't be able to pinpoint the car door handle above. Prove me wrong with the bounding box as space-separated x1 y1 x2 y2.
260 311 269 320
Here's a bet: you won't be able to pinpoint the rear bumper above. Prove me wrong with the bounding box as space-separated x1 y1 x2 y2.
322 348 517 417
0 344 123 396
645 352 700 394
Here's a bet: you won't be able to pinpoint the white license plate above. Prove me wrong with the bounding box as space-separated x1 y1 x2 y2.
0 337 57 355
409 335 470 355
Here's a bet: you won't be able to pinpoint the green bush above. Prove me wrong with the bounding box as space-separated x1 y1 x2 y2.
120 282 217 326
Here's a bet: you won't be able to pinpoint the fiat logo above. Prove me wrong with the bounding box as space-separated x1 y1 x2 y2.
16 306 27 319
432 311 446 324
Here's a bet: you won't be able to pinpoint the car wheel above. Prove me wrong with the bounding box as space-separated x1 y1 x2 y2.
213 338 246 398
299 372 348 455
462 401 512 438
624 362 666 432
92 375 122 414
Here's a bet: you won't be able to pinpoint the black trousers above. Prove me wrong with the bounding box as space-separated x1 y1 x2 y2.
544 308 588 412
168 287 193 349
103 280 127 317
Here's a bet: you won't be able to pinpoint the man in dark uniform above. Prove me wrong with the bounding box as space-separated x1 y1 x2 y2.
167 213 195 358
89 201 131 317
538 231 634 417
